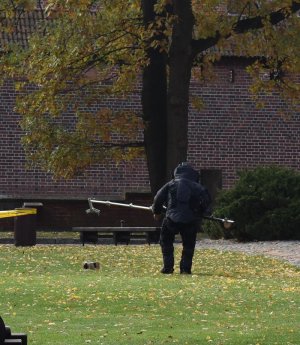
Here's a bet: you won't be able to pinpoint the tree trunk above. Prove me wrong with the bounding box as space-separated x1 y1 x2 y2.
141 0 168 195
166 0 194 176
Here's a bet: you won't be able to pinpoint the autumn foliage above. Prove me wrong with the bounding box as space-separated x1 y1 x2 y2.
1 1 300 184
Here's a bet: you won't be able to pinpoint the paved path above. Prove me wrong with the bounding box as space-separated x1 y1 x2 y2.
196 239 300 267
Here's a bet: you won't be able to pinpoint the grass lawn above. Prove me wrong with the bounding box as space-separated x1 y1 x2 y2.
0 244 299 345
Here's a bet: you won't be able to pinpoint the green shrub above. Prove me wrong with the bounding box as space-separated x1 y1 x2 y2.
202 218 235 240
213 166 300 241
202 219 224 239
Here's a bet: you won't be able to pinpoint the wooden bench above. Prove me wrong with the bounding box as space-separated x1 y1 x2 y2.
72 227 161 245
0 226 161 245
0 317 27 345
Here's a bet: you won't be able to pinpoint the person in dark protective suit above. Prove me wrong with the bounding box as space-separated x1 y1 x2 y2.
152 163 211 274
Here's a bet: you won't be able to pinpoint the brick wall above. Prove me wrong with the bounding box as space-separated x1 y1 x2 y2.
0 79 150 201
1 57 300 227
188 57 300 188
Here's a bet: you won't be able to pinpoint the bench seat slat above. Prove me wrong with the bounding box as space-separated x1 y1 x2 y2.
72 227 160 232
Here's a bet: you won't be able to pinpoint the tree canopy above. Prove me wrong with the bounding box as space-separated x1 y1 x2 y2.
1 0 300 191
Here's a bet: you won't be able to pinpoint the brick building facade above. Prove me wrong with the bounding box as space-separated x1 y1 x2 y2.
1 58 299 229
189 57 300 190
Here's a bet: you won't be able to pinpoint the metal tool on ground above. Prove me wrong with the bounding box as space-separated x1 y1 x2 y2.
86 198 235 229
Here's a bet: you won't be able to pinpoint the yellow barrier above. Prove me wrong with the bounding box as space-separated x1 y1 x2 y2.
0 208 37 219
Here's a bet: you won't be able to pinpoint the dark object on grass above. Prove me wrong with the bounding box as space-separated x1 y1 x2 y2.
0 316 27 345
83 261 100 270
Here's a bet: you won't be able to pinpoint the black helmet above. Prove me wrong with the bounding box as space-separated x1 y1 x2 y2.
174 162 199 182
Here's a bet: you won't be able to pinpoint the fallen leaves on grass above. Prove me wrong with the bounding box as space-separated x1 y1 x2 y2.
0 244 299 345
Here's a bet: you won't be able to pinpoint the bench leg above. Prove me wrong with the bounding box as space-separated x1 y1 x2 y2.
80 231 98 245
113 232 131 245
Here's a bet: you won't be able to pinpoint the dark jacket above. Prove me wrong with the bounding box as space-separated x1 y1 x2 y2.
152 164 211 223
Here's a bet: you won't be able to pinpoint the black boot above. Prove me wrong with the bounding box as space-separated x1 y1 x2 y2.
180 246 194 275
180 269 191 275
161 267 174 274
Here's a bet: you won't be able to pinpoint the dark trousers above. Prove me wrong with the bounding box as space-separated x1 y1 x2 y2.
160 218 198 272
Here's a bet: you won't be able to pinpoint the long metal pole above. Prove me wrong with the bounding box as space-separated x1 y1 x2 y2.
89 199 152 211
87 198 235 228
